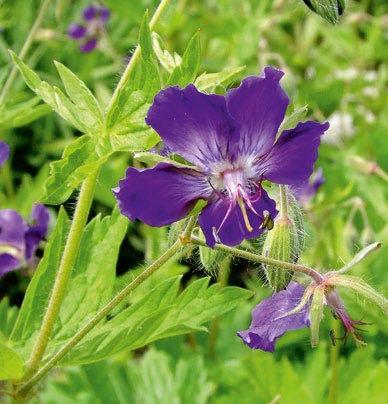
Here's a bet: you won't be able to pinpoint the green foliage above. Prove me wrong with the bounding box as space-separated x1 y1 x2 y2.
0 340 24 381
60 277 251 365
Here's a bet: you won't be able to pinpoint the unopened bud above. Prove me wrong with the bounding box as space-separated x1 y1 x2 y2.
302 0 345 24
199 244 228 274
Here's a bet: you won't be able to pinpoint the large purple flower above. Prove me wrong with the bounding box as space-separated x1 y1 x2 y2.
237 281 310 351
0 141 9 167
114 67 329 247
0 204 50 277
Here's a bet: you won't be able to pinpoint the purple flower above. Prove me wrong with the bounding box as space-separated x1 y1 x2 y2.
292 167 324 206
0 204 50 277
67 4 110 53
0 141 9 167
237 282 310 352
114 67 329 247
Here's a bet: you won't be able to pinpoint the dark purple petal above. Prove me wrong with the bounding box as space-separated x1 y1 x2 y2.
67 23 86 39
145 85 240 170
114 163 211 227
259 121 329 186
80 38 98 53
0 254 21 277
238 282 310 352
0 209 27 251
83 5 97 20
24 204 50 261
0 141 9 167
226 66 289 157
99 7 110 22
198 188 277 247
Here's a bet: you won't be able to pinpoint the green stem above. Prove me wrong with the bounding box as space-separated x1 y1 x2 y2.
24 170 99 378
16 238 185 397
279 185 288 218
0 0 52 106
107 0 171 112
1 161 15 197
190 235 324 283
328 319 340 404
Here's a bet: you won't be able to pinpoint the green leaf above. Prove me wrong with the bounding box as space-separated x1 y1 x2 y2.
0 341 24 381
168 32 201 86
10 51 97 133
10 209 70 349
277 105 308 139
53 210 128 341
0 298 19 338
133 151 195 169
152 32 182 73
194 66 245 92
54 61 103 129
42 135 99 205
61 277 251 365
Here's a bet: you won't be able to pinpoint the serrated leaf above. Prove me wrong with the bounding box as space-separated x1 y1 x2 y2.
168 32 201 86
60 277 251 365
53 210 128 341
42 135 99 205
54 61 103 129
0 341 24 381
194 66 245 92
11 209 70 346
152 32 182 73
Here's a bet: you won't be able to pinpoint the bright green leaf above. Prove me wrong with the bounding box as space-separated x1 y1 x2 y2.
0 341 24 381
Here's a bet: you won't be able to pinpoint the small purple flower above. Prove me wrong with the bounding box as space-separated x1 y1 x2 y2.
237 282 310 352
292 167 324 206
0 141 10 167
67 4 110 53
0 204 50 277
114 67 329 247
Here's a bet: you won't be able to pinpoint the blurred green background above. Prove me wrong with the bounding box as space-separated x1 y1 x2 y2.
0 0 387 402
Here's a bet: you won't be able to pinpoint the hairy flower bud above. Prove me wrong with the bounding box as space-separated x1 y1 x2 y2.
199 244 228 274
302 0 345 24
262 189 305 291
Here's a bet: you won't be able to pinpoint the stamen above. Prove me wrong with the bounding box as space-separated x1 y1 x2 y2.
237 198 253 232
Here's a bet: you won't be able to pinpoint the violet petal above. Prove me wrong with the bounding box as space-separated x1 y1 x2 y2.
24 204 50 260
226 66 289 157
68 23 86 40
145 84 240 170
238 281 310 352
113 163 211 227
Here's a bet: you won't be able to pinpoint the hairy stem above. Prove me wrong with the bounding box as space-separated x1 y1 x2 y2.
0 0 52 106
24 169 100 378
16 223 191 397
190 235 324 283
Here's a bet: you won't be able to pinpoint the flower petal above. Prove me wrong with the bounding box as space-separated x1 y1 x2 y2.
198 188 277 247
0 141 9 167
80 38 98 53
259 121 329 186
68 23 86 40
25 204 50 260
114 163 211 227
145 85 239 170
0 209 27 250
0 254 20 277
237 282 310 352
226 66 289 157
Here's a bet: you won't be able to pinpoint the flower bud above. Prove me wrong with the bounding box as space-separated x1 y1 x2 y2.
199 244 228 274
262 189 305 291
302 0 345 24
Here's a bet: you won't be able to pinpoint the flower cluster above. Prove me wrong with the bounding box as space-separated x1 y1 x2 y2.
0 205 50 277
68 4 110 53
114 66 329 248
